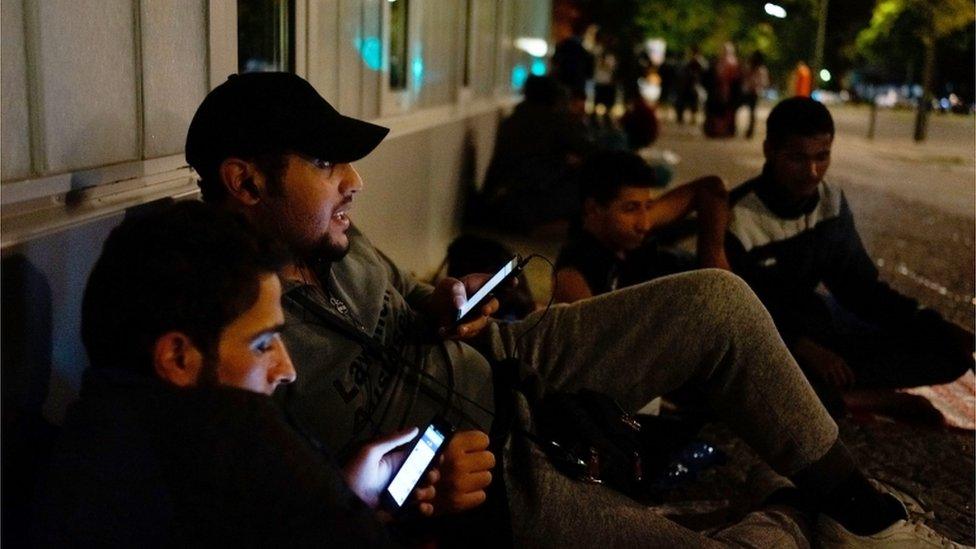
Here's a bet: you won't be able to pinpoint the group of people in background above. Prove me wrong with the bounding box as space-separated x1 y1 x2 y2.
473 75 973 423
476 32 835 241
670 42 772 139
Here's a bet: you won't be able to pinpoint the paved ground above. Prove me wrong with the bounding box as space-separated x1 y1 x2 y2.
659 418 975 544
473 103 975 544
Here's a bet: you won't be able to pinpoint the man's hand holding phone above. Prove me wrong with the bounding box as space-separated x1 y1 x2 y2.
428 274 499 340
342 427 440 516
427 257 522 340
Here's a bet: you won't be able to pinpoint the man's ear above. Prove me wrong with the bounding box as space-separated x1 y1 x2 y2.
153 332 206 388
219 158 262 206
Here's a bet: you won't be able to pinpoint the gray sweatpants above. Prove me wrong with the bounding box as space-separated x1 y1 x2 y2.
484 269 837 548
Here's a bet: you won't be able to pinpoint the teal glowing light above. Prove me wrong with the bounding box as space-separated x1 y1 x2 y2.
412 56 425 88
511 64 529 89
530 58 547 76
357 36 382 71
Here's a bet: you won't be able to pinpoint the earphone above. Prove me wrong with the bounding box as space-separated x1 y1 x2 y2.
242 177 260 199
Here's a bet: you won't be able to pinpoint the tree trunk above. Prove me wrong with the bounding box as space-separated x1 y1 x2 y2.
813 0 829 87
868 96 878 139
913 39 936 142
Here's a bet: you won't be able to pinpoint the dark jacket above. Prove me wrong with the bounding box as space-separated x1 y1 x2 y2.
479 100 595 230
726 170 938 343
35 368 396 547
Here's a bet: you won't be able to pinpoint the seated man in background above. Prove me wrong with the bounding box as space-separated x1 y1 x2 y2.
554 149 730 303
36 201 435 546
185 72 966 548
477 75 596 233
726 97 973 413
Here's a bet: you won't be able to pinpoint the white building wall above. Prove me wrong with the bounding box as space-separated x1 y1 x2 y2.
29 0 141 173
1 0 31 180
141 0 210 158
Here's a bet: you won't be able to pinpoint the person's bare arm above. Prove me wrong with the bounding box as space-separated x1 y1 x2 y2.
792 337 856 388
553 268 594 304
646 175 730 270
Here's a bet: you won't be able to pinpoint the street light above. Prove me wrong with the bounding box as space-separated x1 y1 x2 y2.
820 69 831 82
764 3 787 18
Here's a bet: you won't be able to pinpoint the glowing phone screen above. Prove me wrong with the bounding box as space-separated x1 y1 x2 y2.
386 424 446 506
456 257 517 321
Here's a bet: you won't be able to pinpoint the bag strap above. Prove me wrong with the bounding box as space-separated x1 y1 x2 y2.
285 289 393 366
284 288 494 427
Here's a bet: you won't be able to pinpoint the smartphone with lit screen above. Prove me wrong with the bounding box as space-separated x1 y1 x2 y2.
380 418 454 511
454 255 523 324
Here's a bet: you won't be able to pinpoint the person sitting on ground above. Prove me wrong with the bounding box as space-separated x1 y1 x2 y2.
478 75 596 233
554 150 730 303
188 72 966 548
36 201 436 546
726 97 974 414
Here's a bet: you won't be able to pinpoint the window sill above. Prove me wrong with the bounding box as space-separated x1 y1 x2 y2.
1 164 200 250
0 94 519 250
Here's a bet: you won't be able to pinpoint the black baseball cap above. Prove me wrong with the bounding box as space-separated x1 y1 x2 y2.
185 72 389 177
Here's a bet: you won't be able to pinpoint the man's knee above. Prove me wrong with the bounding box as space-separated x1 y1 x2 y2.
683 268 759 308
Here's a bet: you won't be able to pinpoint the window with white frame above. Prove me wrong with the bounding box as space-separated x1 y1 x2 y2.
238 0 295 73
388 0 409 91
0 0 553 213
466 0 499 98
0 0 209 186
416 0 463 108
505 0 551 94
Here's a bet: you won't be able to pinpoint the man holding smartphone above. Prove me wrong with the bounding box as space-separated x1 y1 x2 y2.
37 202 435 546
187 73 961 547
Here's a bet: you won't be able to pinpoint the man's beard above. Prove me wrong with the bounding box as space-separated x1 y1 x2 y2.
314 232 351 262
259 205 350 266
297 231 351 269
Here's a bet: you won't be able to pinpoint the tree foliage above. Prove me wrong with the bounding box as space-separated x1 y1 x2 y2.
855 0 975 84
569 0 970 95
576 0 872 91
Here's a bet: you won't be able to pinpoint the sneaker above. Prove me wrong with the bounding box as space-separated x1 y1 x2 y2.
866 478 925 516
818 503 971 548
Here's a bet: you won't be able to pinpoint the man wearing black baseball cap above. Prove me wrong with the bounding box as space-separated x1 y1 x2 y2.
187 73 957 548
